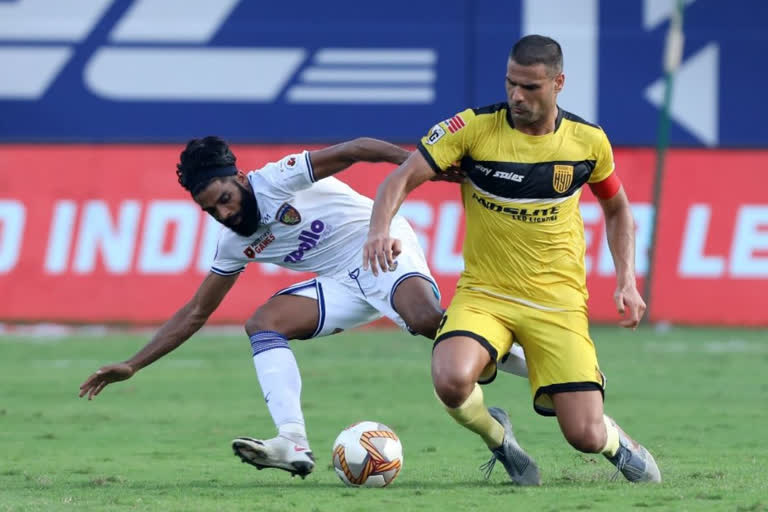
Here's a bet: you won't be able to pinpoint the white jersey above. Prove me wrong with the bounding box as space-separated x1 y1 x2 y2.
210 150 410 277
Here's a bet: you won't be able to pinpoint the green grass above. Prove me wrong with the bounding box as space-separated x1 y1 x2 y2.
1 326 767 511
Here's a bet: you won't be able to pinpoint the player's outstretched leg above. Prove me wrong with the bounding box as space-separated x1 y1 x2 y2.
603 416 661 483
482 406 541 485
231 329 316 477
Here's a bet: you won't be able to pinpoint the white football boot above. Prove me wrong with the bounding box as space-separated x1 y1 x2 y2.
232 435 315 479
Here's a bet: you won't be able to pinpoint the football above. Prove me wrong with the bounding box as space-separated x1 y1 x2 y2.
332 421 403 487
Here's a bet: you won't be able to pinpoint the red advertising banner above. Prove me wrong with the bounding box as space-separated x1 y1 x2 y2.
649 150 768 326
1 145 766 326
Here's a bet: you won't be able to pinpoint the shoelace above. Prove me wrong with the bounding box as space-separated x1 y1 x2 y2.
479 452 499 479
609 446 629 481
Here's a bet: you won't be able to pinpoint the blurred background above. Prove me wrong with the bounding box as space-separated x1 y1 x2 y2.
1 0 767 327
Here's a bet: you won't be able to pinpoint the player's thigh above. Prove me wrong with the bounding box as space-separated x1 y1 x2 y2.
266 278 381 340
246 290 318 339
551 389 606 449
360 225 442 337
434 290 514 385
514 308 604 416
390 274 443 338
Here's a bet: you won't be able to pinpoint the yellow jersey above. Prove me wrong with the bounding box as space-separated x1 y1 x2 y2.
418 103 616 312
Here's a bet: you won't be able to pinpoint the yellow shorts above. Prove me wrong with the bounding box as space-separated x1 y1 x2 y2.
434 288 605 416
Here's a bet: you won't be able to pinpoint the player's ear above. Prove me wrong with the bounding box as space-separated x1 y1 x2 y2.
554 72 565 93
235 170 248 185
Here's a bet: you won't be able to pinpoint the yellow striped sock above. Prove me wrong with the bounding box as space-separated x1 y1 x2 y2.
601 415 620 457
441 383 504 449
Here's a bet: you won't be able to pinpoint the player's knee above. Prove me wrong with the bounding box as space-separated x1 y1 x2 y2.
562 421 606 453
244 310 279 337
433 369 475 408
404 307 443 339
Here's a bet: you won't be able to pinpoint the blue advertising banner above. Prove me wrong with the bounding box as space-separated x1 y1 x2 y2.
0 0 765 146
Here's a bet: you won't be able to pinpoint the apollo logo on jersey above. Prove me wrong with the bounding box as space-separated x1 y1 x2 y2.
283 220 326 263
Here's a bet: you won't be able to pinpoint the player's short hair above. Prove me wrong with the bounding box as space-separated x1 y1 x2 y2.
176 136 237 195
510 35 563 76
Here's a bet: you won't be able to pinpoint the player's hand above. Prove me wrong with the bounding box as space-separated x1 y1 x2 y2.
614 284 646 329
430 165 466 183
79 363 135 400
362 232 402 276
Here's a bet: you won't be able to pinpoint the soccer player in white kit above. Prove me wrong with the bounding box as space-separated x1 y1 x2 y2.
79 136 528 479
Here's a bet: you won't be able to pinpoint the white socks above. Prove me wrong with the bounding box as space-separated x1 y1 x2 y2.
249 331 307 442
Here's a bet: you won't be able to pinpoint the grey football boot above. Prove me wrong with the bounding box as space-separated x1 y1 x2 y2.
480 407 541 485
604 417 661 483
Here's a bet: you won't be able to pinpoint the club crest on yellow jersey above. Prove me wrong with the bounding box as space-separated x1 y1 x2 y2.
553 165 574 193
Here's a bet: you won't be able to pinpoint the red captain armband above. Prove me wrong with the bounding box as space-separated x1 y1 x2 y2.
589 172 621 199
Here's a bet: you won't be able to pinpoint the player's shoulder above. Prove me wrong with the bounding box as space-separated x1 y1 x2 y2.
558 108 604 135
471 101 509 117
439 102 507 135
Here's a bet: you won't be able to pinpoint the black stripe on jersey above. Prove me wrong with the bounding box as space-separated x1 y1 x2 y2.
560 109 601 130
462 157 596 199
304 152 316 182
471 102 508 116
417 142 443 174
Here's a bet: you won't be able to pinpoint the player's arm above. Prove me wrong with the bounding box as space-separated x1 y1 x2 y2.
308 137 411 181
363 150 437 275
594 181 646 329
78 272 239 399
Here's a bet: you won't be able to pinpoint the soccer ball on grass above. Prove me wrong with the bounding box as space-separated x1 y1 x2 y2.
331 421 403 487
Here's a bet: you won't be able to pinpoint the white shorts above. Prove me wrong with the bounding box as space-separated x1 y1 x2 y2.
273 223 439 338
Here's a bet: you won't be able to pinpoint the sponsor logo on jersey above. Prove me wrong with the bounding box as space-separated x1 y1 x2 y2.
471 193 560 222
243 230 276 258
425 124 445 145
277 203 301 225
284 220 326 263
444 114 465 133
281 156 297 172
553 165 574 193
492 170 524 182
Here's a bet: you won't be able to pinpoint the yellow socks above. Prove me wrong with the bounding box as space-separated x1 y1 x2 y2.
441 383 505 449
601 415 620 457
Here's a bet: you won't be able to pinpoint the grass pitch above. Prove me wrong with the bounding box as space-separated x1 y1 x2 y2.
1 326 766 511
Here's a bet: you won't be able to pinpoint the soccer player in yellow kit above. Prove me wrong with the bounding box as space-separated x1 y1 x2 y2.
363 35 661 485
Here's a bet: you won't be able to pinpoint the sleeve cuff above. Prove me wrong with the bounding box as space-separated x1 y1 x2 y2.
417 142 444 174
211 266 245 276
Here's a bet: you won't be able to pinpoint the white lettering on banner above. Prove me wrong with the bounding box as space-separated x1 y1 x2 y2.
580 203 652 276
45 201 77 274
0 0 113 41
196 215 221 273
432 201 464 273
679 204 725 277
730 205 768 278
399 201 433 256
73 200 141 274
110 0 239 43
0 200 25 273
138 201 199 274
580 203 601 274
598 204 653 276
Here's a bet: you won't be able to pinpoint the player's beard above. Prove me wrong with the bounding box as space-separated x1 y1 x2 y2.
225 182 261 237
